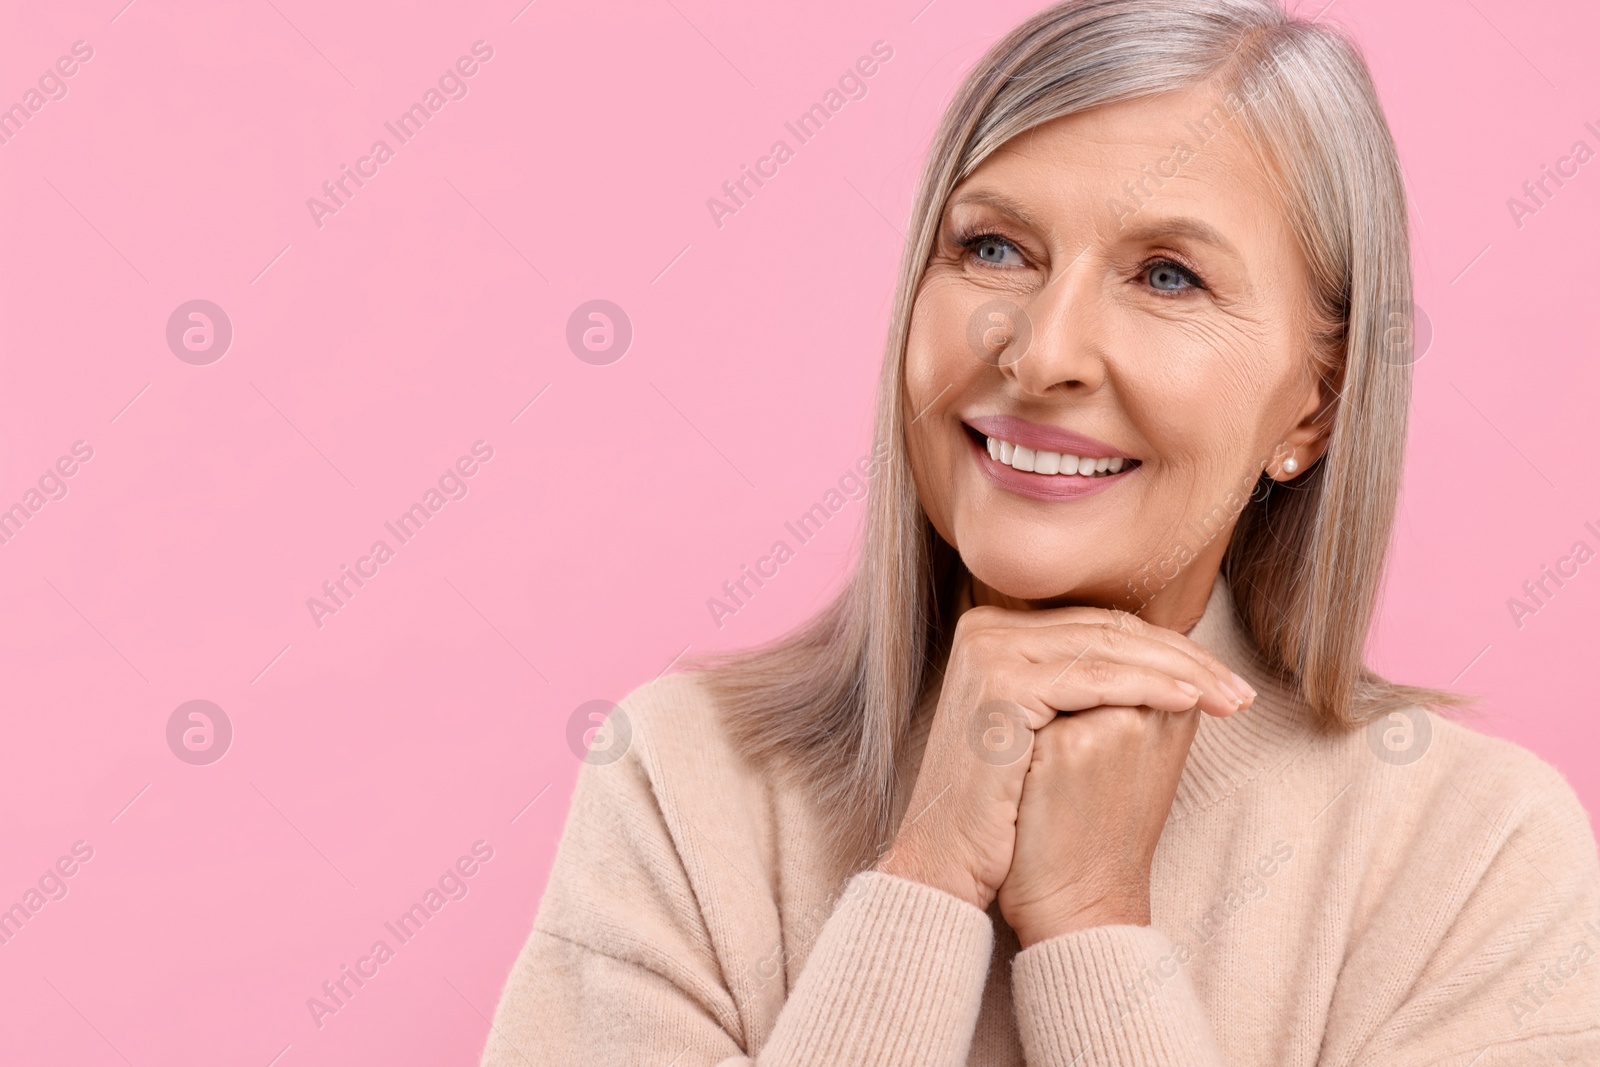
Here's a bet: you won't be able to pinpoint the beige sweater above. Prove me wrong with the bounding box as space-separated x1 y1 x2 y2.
480 579 1600 1065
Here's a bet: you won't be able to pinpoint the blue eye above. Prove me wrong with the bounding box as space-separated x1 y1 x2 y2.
975 236 1017 264
1144 259 1204 293
957 230 1025 267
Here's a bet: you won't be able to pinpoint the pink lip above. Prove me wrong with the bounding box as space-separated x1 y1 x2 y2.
962 415 1140 502
964 415 1131 459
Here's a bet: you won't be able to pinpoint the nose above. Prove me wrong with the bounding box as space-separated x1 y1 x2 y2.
1001 248 1108 397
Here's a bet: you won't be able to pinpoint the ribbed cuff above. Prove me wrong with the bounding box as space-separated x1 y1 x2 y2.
760 870 994 1066
1011 925 1223 1066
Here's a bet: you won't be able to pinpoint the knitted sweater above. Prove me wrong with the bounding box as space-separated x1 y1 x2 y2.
480 578 1600 1065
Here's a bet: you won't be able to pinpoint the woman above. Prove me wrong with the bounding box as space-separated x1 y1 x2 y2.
482 0 1600 1062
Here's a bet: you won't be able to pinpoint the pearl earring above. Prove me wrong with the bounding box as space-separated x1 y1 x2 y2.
1282 455 1299 475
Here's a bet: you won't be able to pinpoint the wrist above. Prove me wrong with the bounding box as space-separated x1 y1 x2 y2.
1011 894 1150 949
873 843 992 913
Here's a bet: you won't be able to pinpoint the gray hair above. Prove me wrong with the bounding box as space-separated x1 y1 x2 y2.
687 0 1469 861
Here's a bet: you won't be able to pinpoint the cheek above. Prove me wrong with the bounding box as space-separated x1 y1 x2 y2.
902 345 953 478
904 295 979 452
902 287 986 529
904 281 983 397
1116 317 1275 462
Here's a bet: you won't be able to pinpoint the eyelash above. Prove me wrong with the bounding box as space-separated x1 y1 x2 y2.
950 225 1209 296
1136 254 1209 296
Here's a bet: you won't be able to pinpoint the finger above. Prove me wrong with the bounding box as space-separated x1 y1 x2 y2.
990 620 1245 717
1008 657 1208 719
1044 624 1241 717
1030 703 1197 754
959 604 1254 710
1114 616 1257 712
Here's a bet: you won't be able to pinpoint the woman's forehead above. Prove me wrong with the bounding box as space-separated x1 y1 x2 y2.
970 90 1270 195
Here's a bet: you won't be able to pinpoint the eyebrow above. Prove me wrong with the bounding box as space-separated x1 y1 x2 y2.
1117 216 1242 260
945 189 1048 232
948 189 1243 262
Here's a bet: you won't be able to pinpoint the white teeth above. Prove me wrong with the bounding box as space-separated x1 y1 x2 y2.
980 434 1133 477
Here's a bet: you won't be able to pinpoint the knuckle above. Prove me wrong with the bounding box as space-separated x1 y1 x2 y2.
1075 710 1135 752
992 660 1027 693
1081 657 1118 691
1059 721 1104 758
1041 722 1076 757
967 632 1002 662
1108 706 1146 736
1104 606 1143 634
955 607 1004 645
964 604 1004 628
1096 625 1128 655
951 611 979 642
952 627 991 660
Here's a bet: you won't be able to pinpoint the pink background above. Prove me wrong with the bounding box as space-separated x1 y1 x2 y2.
0 0 1595 1063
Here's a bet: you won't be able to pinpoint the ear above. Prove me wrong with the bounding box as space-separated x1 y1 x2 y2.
1269 371 1336 481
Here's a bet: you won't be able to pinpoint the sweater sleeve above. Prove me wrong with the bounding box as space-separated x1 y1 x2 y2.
754 870 997 1064
479 870 996 1066
478 679 996 1067
1010 923 1225 1065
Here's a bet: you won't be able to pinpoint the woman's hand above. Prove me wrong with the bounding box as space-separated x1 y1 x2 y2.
997 701 1210 948
874 603 1254 916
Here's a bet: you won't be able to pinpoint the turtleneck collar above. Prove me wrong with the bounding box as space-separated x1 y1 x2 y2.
1167 573 1311 817
905 572 1312 821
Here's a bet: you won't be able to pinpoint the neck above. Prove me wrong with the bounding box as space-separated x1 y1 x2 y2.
965 565 1220 634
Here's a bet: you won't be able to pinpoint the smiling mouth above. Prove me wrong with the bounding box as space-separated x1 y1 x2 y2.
963 424 1141 478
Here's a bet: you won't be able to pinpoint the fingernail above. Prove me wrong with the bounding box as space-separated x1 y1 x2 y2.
1176 680 1201 700
1209 675 1242 705
1231 671 1257 702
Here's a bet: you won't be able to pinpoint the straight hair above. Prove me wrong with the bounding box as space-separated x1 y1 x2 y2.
685 0 1471 864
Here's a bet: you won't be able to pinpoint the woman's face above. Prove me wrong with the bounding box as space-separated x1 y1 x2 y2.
904 82 1331 626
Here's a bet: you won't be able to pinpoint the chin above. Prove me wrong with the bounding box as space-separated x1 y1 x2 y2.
960 545 1118 606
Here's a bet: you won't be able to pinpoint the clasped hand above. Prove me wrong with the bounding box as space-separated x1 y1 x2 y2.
876 603 1256 949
